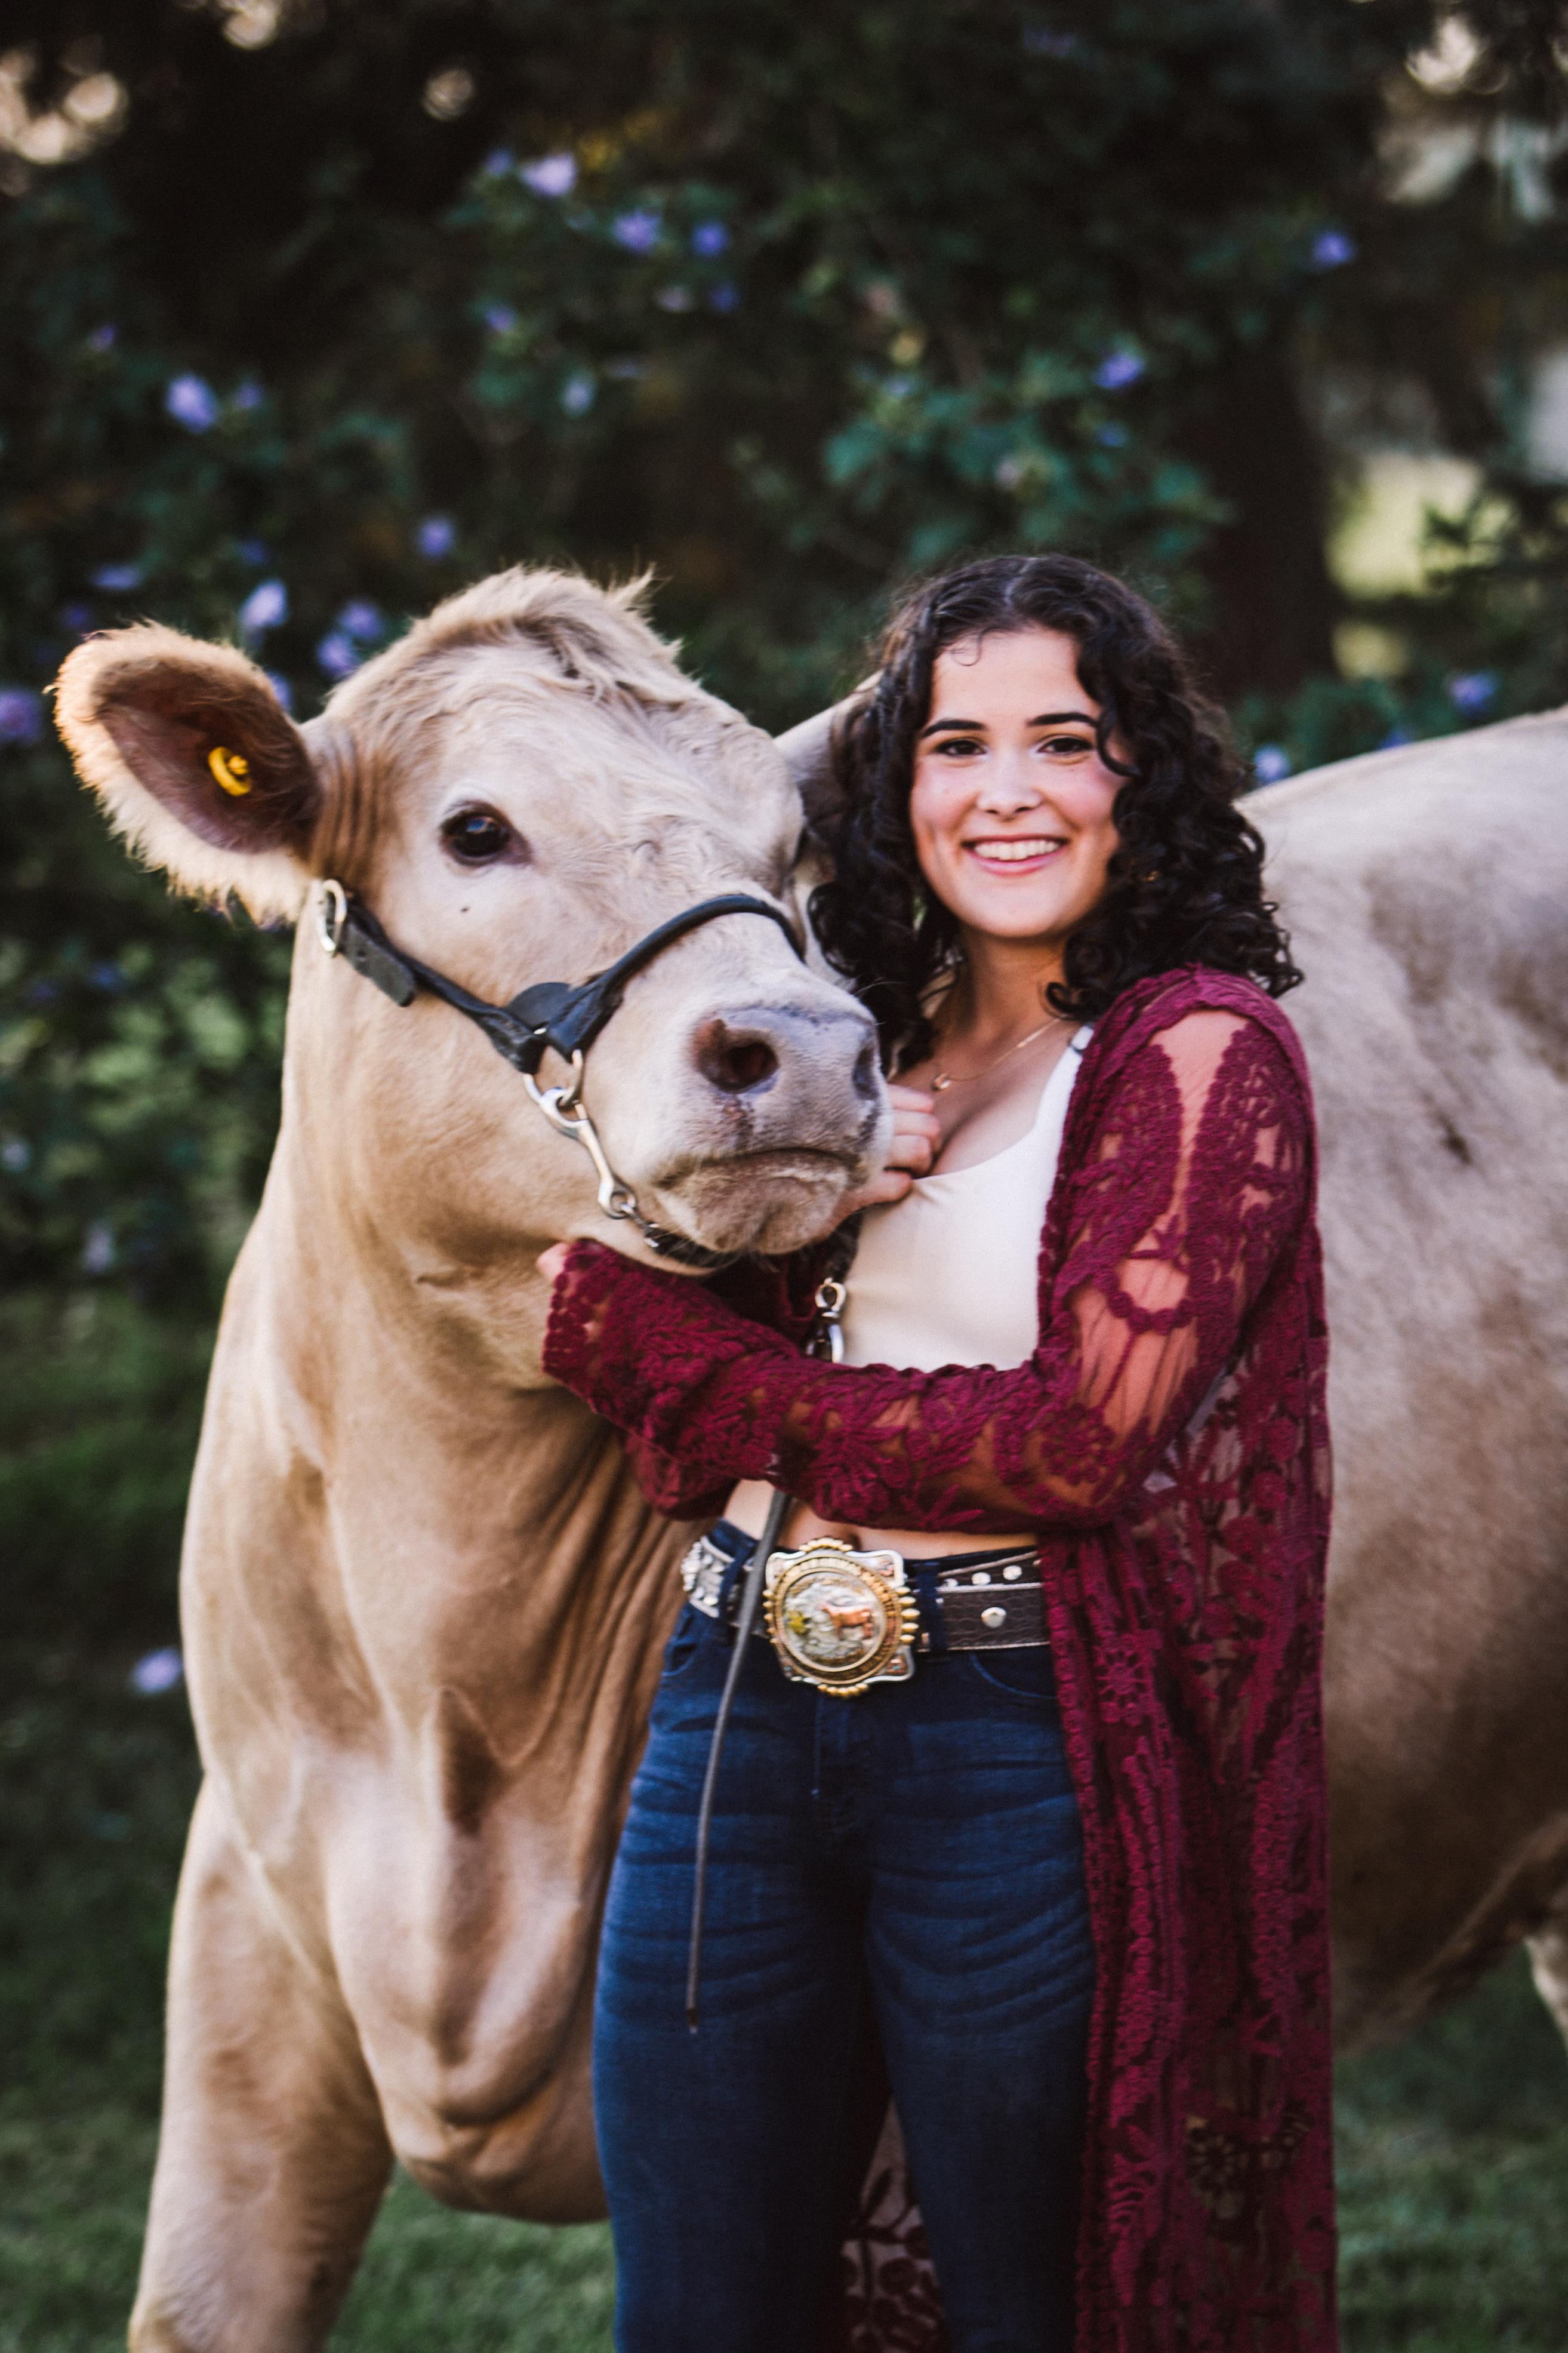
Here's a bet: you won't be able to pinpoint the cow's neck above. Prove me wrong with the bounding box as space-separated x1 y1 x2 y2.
247 1109 689 1717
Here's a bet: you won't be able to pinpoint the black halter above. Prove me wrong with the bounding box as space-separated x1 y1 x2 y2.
317 882 803 1270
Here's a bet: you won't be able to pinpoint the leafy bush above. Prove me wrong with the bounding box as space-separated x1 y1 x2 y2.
4 0 1567 1651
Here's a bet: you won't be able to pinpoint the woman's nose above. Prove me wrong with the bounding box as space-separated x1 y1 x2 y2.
973 753 1045 814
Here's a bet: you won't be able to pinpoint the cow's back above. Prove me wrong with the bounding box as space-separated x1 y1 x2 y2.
1254 712 1568 2037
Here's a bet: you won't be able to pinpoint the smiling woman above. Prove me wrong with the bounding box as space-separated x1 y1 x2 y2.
540 554 1333 2353
812 553 1301 1074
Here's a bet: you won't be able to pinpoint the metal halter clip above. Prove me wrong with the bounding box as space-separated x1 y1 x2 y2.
523 1055 639 1223
811 1275 848 1363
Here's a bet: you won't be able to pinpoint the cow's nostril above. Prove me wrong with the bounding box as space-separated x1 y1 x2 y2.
852 1038 880 1100
699 1026 781 1096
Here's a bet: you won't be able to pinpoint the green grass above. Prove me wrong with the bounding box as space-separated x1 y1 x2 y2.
4 1631 1566 2351
337 2188 612 2353
1335 1963 1568 2350
0 2105 614 2353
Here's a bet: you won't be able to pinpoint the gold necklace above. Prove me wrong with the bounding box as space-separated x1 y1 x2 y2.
929 1012 1065 1093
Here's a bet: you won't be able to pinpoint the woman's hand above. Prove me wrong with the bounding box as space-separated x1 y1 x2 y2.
835 1083 939 1218
537 1084 935 1296
536 1084 936 1296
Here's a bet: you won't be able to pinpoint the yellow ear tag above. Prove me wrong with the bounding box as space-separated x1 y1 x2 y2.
208 745 252 797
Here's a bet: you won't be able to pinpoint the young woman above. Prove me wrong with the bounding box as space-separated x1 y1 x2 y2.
540 556 1335 2353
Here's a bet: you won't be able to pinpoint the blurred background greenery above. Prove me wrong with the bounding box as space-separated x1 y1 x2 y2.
3 2 1567 2345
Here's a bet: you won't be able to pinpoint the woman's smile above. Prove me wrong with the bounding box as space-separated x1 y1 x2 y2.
962 831 1070 872
908 626 1123 946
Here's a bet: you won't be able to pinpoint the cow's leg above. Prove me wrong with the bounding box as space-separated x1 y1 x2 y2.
1526 1883 1568 2058
131 1781 393 2353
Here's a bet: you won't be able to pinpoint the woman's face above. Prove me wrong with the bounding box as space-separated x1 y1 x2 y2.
907 626 1122 948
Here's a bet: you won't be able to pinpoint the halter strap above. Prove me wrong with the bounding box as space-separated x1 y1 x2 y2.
324 889 801 1077
317 882 805 1271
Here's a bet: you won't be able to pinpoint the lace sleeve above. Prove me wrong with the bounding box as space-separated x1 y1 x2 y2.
544 1013 1310 1534
612 1248 827 1518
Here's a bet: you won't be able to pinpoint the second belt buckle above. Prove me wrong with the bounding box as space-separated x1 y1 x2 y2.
762 1537 919 1698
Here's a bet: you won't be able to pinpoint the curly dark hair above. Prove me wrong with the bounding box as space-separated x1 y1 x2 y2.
809 554 1301 1070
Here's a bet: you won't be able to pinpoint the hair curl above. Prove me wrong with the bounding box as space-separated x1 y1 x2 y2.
809 554 1301 1070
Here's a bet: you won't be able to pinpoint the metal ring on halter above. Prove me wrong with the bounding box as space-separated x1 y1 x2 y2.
523 1050 587 1131
316 879 347 956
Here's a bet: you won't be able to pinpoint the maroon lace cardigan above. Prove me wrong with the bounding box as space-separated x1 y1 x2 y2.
544 967 1336 2353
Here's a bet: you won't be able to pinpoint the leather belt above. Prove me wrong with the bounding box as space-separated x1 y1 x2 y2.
680 1530 1048 1657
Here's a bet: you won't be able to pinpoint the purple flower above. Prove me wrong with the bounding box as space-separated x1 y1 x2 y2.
337 599 383 642
1449 670 1496 714
1310 229 1357 272
233 376 264 411
560 370 596 417
316 632 361 681
166 373 220 431
482 301 519 334
91 562 143 593
60 603 94 634
1253 744 1292 783
88 322 116 352
81 1219 115 1275
266 670 294 713
708 281 740 315
417 514 455 559
612 208 661 253
1 1137 30 1172
691 220 729 256
91 961 124 992
1380 725 1413 749
1093 348 1145 392
1023 26 1079 57
0 688 44 746
235 537 269 565
130 1647 184 1696
1096 422 1129 448
521 152 576 197
238 579 288 636
654 285 695 313
482 147 515 176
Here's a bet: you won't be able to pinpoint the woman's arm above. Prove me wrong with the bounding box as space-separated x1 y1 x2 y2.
593 1084 940 1517
545 1011 1310 1534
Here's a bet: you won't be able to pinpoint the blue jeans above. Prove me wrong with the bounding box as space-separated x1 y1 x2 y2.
593 1557 1096 2353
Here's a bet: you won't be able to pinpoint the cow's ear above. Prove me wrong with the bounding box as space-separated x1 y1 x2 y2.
54 625 322 921
774 679 876 835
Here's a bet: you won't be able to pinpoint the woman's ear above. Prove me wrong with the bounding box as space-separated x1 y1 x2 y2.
54 623 323 922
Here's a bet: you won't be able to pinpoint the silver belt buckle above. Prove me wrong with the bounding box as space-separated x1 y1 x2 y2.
762 1537 919 1699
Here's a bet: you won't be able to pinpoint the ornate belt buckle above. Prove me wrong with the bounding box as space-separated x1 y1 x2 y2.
762 1538 919 1698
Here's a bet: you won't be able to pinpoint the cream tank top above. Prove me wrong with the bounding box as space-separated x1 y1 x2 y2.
839 1028 1092 1373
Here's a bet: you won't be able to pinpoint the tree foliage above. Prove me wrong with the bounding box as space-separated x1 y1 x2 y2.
2 0 1566 1326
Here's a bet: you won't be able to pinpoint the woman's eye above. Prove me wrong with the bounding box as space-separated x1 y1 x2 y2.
1039 734 1093 759
440 806 518 864
934 737 983 757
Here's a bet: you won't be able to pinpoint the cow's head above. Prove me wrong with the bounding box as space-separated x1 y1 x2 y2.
54 571 886 1284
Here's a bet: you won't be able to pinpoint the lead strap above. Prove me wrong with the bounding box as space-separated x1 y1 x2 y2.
685 1484 793 2030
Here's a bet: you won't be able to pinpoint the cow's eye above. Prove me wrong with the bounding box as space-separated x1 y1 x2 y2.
441 805 519 865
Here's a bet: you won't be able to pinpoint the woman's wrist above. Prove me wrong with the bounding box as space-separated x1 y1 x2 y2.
538 1237 781 1438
